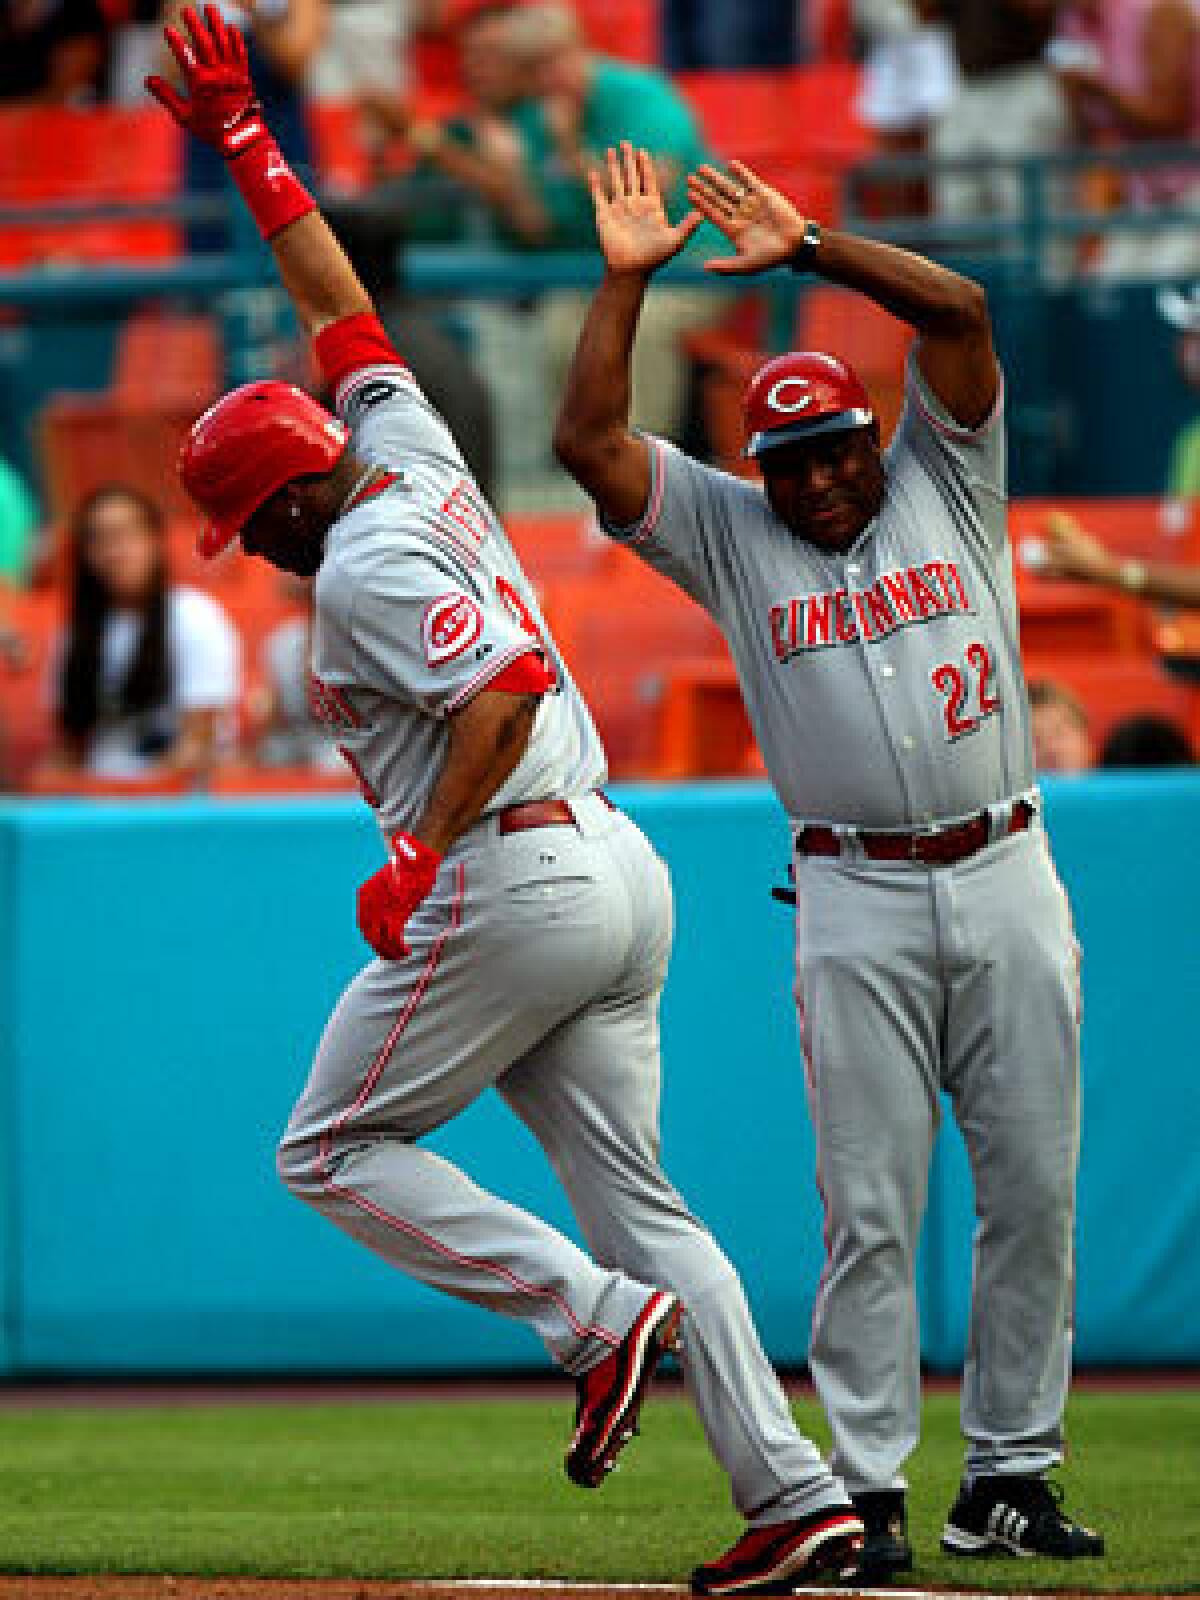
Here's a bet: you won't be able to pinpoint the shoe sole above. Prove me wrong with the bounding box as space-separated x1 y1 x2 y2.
693 1516 865 1596
565 1291 682 1489
856 1546 914 1581
941 1524 1105 1560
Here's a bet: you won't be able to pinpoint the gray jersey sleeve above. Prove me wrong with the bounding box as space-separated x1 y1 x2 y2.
890 353 1008 557
323 540 538 720
599 434 761 620
334 362 469 478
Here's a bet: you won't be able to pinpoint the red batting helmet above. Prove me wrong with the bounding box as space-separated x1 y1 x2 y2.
180 381 350 559
744 352 874 461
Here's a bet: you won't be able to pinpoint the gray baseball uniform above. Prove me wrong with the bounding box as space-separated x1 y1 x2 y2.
275 329 849 1524
601 355 1081 1492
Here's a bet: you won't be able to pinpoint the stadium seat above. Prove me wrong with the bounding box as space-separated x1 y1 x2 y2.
540 564 730 776
1021 653 1197 756
505 514 623 590
207 765 357 795
653 656 756 778
0 107 181 267
0 590 61 786
1017 580 1149 658
22 769 194 798
39 400 206 521
1010 497 1200 568
677 64 870 216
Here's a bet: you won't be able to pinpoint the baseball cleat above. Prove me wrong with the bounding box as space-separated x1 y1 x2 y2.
940 1474 1105 1559
691 1505 865 1595
851 1489 913 1580
564 1288 682 1489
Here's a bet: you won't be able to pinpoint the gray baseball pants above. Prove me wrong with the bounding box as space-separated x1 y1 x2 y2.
793 820 1081 1493
278 792 844 1523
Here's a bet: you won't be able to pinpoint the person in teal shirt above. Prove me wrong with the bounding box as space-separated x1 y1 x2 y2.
0 455 36 589
505 0 726 441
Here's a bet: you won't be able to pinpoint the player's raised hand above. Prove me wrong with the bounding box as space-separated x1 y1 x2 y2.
589 141 702 276
146 4 266 157
687 160 810 276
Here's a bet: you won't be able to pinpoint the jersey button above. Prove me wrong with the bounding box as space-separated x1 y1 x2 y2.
901 735 916 751
847 563 862 577
881 664 896 679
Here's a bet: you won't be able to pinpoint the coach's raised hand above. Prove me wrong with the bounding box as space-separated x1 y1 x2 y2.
687 159 812 276
589 141 701 278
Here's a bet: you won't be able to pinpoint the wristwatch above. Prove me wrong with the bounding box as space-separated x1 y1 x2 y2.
788 219 822 273
408 120 445 158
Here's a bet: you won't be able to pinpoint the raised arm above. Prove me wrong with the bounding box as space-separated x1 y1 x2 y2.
148 5 371 337
553 143 701 528
1039 510 1200 609
687 159 999 430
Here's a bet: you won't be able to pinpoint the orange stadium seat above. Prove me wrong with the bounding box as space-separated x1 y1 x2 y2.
1024 654 1197 756
0 107 181 267
1009 497 1200 568
678 64 871 217
0 590 61 785
653 657 756 778
207 765 357 796
1017 582 1149 658
505 513 623 591
38 311 222 522
540 562 730 776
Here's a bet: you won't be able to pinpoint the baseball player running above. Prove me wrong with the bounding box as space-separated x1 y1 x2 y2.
148 13 865 1592
555 143 1106 1579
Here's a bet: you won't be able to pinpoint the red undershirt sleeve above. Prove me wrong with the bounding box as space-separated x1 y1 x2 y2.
313 313 408 392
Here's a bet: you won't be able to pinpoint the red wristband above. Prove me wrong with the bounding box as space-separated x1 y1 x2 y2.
228 133 316 241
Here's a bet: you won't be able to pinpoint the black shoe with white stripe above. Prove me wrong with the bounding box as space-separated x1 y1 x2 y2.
941 1475 1105 1560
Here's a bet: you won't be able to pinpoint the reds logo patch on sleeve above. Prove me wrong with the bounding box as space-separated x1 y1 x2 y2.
422 592 484 666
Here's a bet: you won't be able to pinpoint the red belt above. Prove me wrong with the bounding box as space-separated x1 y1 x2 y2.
797 799 1034 867
497 792 614 835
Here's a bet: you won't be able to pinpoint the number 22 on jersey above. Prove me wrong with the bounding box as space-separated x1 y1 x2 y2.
931 640 1001 741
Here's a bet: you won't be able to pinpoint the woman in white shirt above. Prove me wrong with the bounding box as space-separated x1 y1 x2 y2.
46 484 241 780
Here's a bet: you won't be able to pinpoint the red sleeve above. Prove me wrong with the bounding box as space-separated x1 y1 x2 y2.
485 650 556 697
313 312 408 391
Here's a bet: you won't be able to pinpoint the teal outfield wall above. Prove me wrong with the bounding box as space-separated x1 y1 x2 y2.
0 776 1197 1377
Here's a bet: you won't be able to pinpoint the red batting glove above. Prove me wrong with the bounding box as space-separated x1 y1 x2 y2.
356 834 442 961
147 5 267 158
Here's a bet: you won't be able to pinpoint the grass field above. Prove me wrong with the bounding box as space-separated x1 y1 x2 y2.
1 1386 1197 1592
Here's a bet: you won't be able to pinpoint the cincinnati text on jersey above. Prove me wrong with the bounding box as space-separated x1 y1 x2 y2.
769 561 974 661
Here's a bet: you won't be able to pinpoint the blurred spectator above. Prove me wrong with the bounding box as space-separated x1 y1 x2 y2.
310 0 413 100
1037 507 1200 606
1028 676 1094 771
38 485 240 781
358 0 548 244
925 1 1070 233
1054 0 1200 279
0 0 110 102
660 0 803 68
1159 283 1200 499
0 456 38 589
163 0 328 251
1099 711 1194 764
854 0 959 216
253 598 345 770
510 0 723 438
327 203 498 497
